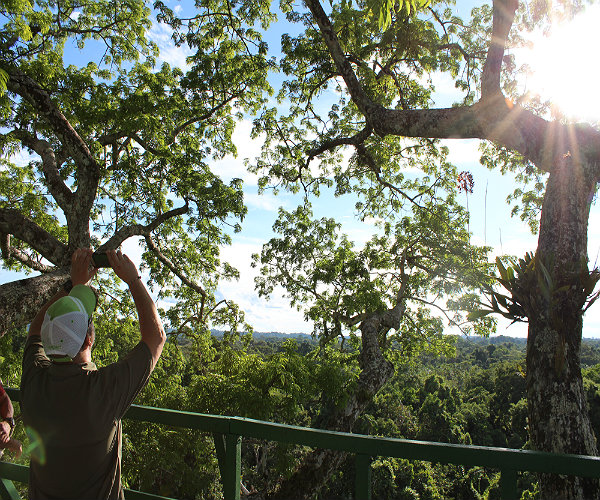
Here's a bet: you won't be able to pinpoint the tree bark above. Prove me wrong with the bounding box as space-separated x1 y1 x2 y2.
0 269 69 334
527 151 600 499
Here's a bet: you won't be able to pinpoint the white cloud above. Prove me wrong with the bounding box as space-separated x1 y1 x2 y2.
421 70 467 108
120 237 145 271
337 216 381 248
218 241 312 333
243 191 286 212
148 21 192 70
212 119 264 186
443 138 482 167
2 150 36 171
494 318 528 338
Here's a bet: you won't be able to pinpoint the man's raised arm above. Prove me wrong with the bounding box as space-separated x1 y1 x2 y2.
106 250 166 368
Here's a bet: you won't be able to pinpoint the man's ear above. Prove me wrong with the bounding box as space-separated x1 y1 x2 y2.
83 331 94 349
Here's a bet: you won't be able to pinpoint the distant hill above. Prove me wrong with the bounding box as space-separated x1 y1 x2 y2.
211 329 314 341
210 330 600 346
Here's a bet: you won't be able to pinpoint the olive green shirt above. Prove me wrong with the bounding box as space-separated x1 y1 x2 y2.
20 336 153 500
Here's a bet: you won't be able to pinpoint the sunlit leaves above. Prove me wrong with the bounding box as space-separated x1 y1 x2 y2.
470 252 600 327
362 0 431 30
252 0 477 199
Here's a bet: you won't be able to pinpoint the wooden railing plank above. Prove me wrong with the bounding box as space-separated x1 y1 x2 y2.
223 434 241 500
0 479 20 500
499 469 518 500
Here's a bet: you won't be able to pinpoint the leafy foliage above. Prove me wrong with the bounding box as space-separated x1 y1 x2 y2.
0 0 279 333
254 170 494 346
5 302 600 499
361 0 432 30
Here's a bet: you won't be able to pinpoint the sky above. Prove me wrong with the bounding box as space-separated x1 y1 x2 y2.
4 0 600 339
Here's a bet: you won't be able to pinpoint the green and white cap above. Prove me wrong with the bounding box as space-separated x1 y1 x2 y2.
41 285 97 359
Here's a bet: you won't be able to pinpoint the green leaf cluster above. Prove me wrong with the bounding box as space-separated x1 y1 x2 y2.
254 184 494 349
7 322 600 498
470 252 600 327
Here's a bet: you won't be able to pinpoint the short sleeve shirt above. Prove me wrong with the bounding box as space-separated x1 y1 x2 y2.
20 336 153 500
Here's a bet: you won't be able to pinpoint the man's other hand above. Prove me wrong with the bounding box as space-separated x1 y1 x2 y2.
1 438 22 459
106 250 140 286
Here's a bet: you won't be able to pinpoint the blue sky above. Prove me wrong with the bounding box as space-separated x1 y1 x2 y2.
4 0 600 338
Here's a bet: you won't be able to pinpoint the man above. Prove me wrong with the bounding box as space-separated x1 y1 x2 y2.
0 378 22 458
21 248 165 499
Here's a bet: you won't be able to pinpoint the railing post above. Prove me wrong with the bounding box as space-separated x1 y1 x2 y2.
499 469 518 500
212 433 227 486
355 454 372 500
223 433 241 500
0 478 20 500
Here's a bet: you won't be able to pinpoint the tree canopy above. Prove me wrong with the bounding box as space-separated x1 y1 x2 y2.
0 0 278 335
251 0 600 497
2 0 600 498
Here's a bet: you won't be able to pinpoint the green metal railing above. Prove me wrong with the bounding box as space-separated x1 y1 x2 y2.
2 388 600 500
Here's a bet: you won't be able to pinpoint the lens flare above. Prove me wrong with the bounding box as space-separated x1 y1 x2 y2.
25 426 46 465
521 5 600 123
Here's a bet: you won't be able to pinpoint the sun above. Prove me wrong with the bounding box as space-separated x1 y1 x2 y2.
522 4 600 123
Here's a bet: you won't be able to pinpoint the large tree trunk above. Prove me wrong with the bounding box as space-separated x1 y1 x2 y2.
0 270 69 334
268 312 396 500
527 153 599 499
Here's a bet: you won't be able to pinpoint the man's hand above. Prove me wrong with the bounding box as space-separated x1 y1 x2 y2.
0 437 22 459
106 250 140 286
71 248 97 286
0 421 10 444
6 438 22 458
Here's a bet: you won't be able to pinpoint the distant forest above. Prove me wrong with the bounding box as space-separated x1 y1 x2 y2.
3 327 600 499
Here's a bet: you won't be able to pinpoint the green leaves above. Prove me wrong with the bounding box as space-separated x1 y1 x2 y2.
255 181 492 347
470 252 600 326
364 0 431 29
0 0 279 334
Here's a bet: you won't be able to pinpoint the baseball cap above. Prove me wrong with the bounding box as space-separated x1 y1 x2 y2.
41 285 97 359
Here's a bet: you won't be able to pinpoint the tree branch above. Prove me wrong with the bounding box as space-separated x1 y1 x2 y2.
0 268 70 333
0 208 68 266
304 0 600 177
10 130 74 209
99 203 189 250
97 92 241 156
481 0 518 99
144 234 207 300
0 233 53 272
303 0 383 119
6 69 100 216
